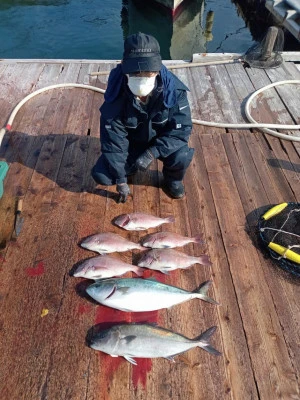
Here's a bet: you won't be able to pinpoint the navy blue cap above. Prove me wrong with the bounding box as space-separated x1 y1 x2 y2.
121 32 162 74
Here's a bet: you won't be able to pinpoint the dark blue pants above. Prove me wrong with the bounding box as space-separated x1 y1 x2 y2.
92 145 194 186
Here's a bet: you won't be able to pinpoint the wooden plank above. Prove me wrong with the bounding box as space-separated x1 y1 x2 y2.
186 127 259 400
245 64 300 197
0 63 79 256
224 62 298 207
19 64 108 400
185 64 259 399
265 61 300 157
0 63 46 256
154 135 224 399
0 62 88 399
221 63 300 385
200 132 299 399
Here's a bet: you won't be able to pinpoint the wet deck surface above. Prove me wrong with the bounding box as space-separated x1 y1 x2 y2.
0 58 299 400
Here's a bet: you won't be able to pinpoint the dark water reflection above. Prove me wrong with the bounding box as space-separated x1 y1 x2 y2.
0 0 298 60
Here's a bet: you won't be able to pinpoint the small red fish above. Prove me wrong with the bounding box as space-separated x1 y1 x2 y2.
140 231 204 249
80 232 143 254
73 255 144 279
114 213 175 231
137 248 212 273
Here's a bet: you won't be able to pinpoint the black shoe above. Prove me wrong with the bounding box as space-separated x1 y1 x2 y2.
163 180 185 199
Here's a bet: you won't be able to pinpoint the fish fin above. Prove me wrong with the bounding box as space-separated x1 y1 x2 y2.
166 216 175 223
194 280 219 305
192 235 204 245
165 356 176 362
123 355 137 365
160 270 170 275
121 335 137 344
165 349 187 361
110 354 118 357
121 215 131 228
196 255 212 267
203 345 222 356
195 326 222 356
98 250 108 255
147 322 159 327
117 287 131 295
105 285 117 299
134 267 145 277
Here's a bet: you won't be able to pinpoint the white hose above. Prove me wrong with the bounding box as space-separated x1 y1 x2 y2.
0 84 106 146
192 79 300 142
0 80 300 148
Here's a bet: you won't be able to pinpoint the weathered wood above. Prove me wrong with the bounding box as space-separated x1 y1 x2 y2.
1 59 300 400
200 132 299 399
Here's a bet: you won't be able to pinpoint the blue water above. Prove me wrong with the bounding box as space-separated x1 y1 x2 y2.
0 0 297 60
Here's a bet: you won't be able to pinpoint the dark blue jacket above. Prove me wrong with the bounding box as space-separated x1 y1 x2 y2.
99 64 192 184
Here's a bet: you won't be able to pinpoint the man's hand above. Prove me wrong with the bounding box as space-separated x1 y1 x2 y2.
116 183 130 203
135 149 154 171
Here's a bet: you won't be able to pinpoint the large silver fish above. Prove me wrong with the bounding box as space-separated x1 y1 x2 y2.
140 231 204 249
86 278 218 312
73 255 144 279
80 233 143 254
89 323 221 365
137 248 212 273
113 213 175 231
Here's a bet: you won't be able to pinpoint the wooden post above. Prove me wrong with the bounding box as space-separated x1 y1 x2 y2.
205 11 214 41
260 26 279 61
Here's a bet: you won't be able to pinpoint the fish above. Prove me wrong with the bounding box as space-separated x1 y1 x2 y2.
140 231 204 249
137 248 212 273
72 255 144 279
89 323 221 365
86 278 218 312
113 213 175 231
80 233 143 254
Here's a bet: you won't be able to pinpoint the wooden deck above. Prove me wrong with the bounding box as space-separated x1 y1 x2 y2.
0 57 299 400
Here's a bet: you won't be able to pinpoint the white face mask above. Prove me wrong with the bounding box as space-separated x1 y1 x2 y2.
127 75 156 97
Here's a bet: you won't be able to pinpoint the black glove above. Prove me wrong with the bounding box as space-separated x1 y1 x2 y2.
116 183 130 203
135 149 154 171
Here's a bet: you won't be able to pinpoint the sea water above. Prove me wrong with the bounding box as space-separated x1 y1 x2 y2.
0 0 298 60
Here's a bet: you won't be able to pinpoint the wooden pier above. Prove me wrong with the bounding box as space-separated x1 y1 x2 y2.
0 56 299 400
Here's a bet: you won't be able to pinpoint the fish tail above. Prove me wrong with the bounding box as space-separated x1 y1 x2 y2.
196 254 212 266
133 266 145 277
194 280 219 305
166 216 175 223
195 326 221 356
192 235 204 245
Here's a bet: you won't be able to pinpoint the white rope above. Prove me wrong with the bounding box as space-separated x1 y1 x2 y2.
1 80 300 148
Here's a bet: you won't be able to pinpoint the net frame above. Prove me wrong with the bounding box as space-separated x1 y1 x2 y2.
243 26 284 69
258 202 300 277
